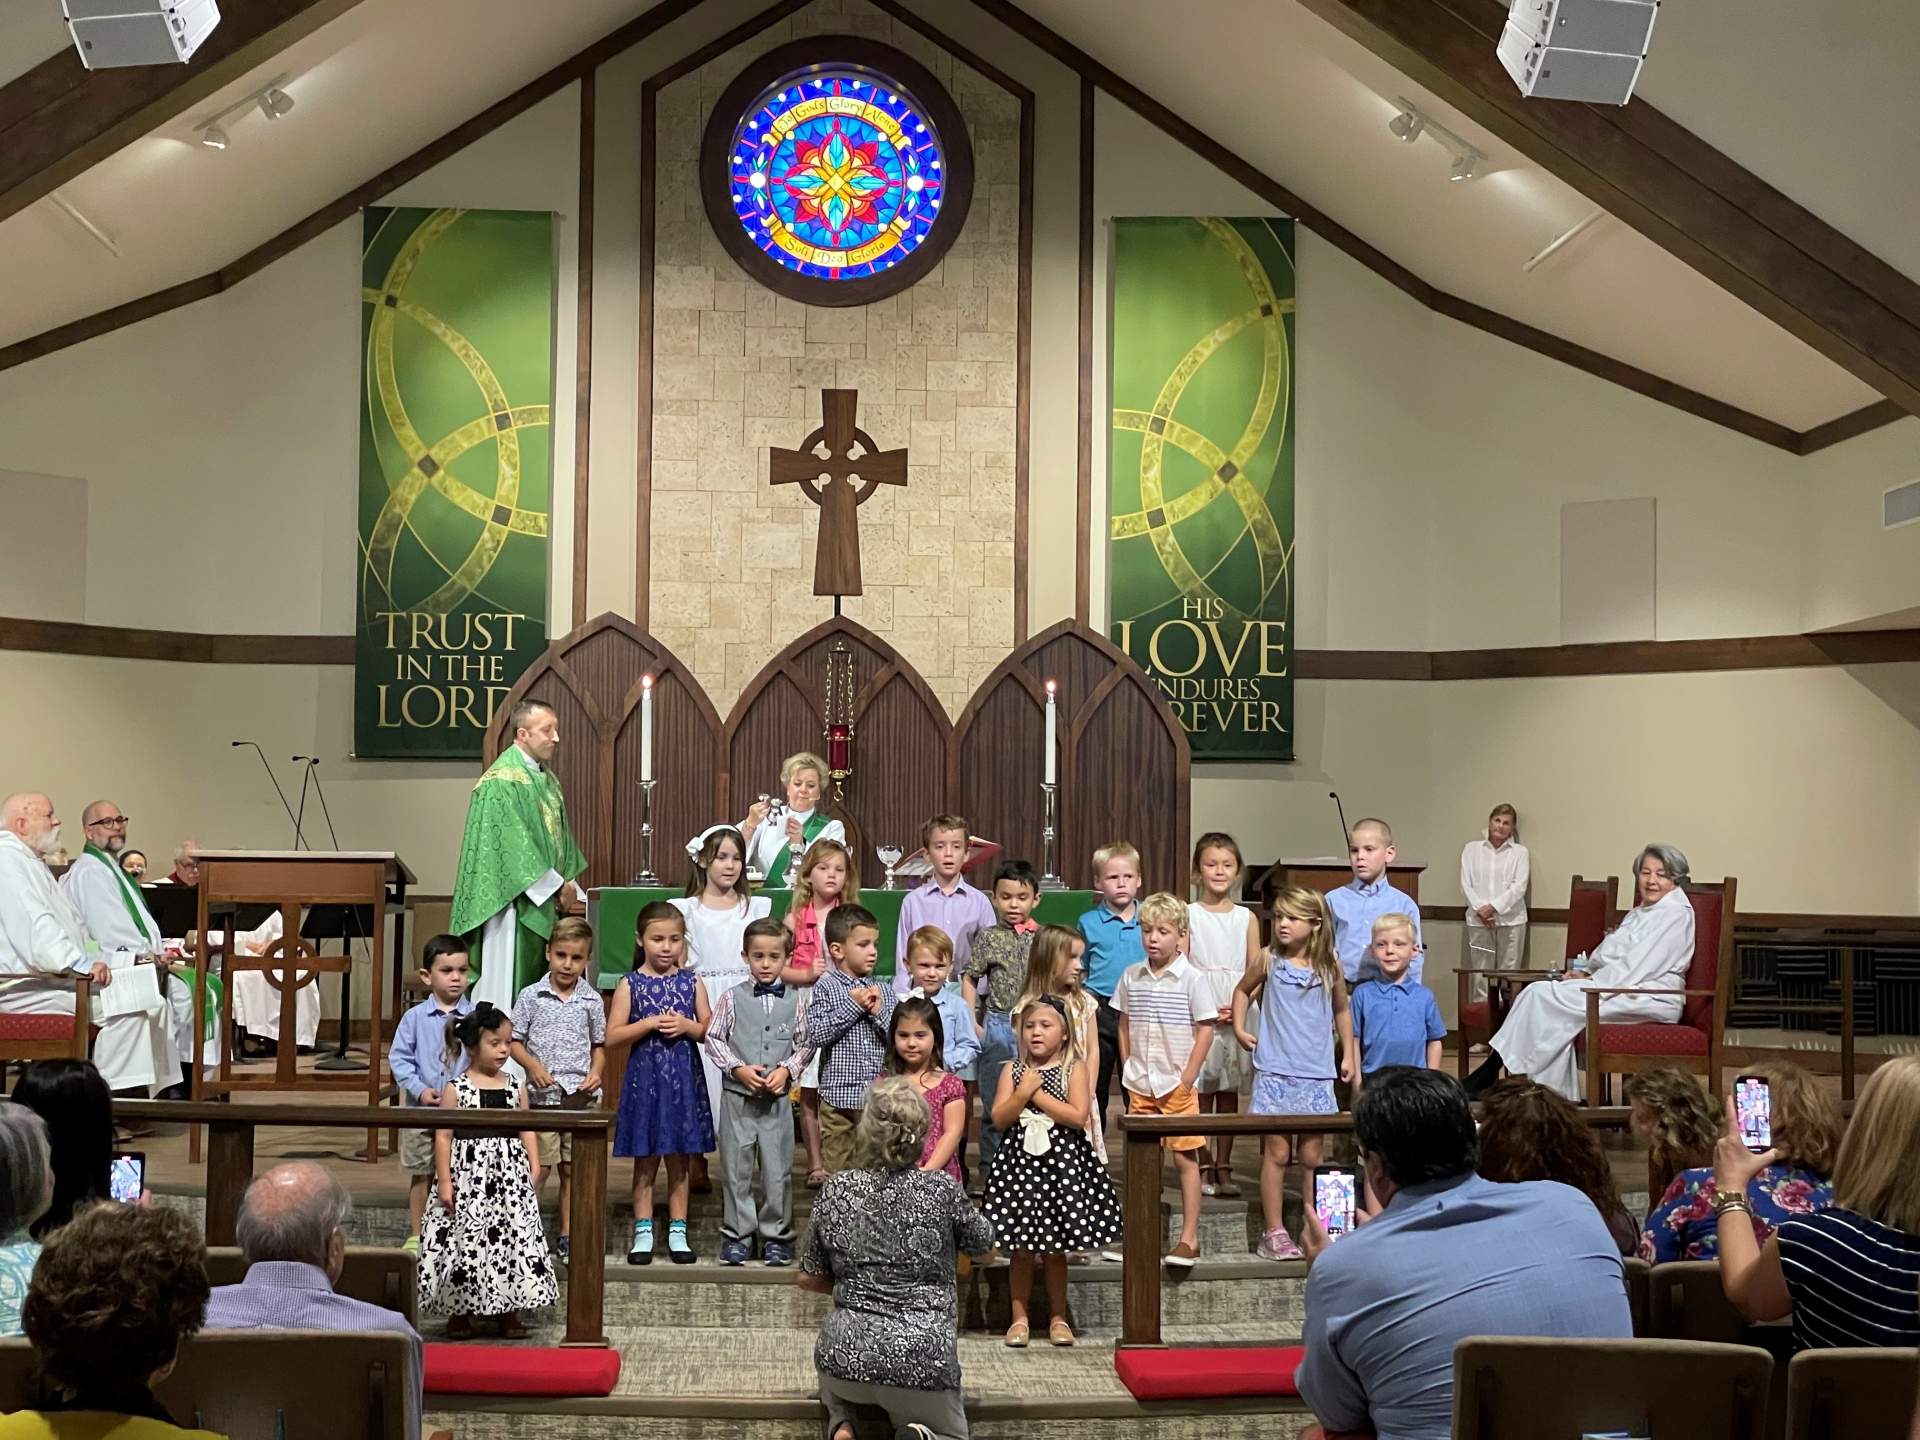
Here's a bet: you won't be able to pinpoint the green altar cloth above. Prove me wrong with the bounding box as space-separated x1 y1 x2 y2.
586 886 1097 987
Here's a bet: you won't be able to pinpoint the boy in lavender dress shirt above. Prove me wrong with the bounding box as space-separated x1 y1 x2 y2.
893 815 996 995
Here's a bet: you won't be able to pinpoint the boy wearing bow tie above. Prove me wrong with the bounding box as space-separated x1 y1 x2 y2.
703 919 813 1266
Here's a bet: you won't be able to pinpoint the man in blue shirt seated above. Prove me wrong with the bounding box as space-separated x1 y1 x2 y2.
204 1162 422 1437
1296 1068 1633 1440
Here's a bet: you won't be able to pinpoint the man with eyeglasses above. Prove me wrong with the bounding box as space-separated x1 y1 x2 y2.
61 800 210 1097
0 793 181 1097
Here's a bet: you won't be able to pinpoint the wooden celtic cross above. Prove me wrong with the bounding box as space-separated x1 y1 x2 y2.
768 388 908 598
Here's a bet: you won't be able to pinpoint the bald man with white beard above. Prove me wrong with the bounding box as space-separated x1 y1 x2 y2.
0 793 180 1095
61 799 214 1096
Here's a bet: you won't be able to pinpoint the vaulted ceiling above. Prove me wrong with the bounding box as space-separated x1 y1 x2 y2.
0 0 1913 440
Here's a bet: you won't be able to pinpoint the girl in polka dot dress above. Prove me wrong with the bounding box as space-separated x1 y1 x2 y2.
984 994 1124 1348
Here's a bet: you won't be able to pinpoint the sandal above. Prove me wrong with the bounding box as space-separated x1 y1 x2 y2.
1048 1318 1075 1347
498 1313 528 1340
445 1315 473 1340
1004 1320 1030 1348
1213 1169 1243 1199
806 1167 829 1189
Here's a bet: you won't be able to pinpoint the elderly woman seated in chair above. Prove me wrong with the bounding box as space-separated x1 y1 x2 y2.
1464 843 1695 1104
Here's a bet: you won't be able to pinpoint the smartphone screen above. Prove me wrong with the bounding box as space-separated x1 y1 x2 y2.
1734 1075 1772 1152
109 1151 144 1205
1313 1165 1358 1238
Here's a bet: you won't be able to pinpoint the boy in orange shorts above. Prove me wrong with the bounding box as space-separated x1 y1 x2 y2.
1113 891 1217 1267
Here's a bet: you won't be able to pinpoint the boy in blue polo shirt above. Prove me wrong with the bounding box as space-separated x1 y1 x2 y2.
1077 840 1144 1132
1348 914 1444 1085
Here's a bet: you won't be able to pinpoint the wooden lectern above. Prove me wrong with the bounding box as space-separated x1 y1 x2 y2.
1254 857 1427 904
190 850 414 1163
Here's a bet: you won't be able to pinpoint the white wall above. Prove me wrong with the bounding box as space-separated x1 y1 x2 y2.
1801 415 1920 631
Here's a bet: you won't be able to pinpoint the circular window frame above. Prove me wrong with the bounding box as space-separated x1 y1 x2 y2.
698 35 976 308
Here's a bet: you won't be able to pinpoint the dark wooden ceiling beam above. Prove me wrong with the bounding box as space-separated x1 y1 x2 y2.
0 0 367 225
1290 0 1920 419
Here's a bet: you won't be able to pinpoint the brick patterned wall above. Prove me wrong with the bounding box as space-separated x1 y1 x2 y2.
648 0 1020 719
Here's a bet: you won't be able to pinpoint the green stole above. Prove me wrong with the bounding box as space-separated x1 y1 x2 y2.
770 811 833 887
83 843 157 945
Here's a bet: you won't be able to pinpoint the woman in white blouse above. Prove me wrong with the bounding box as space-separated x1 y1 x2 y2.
1459 804 1531 1004
1465 843 1695 1104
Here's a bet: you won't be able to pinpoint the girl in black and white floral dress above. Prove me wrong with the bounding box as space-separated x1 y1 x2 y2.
419 1003 559 1338
984 995 1124 1348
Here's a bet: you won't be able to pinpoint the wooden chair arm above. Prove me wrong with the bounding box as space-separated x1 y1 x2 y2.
1582 987 1717 1000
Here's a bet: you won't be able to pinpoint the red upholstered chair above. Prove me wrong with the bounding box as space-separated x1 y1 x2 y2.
0 975 91 1079
1582 878 1736 1106
1457 875 1618 1080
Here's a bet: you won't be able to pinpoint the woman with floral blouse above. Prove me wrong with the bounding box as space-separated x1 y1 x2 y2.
1638 1061 1840 1263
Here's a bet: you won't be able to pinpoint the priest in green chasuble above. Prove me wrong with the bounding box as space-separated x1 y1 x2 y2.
450 699 588 1019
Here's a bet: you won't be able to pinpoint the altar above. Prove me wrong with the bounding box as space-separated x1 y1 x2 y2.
588 886 1097 986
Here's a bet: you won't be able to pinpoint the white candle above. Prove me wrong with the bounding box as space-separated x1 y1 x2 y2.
640 673 655 782
1044 678 1057 786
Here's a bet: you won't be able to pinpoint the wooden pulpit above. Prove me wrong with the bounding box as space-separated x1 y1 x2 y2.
190 850 414 1162
1252 857 1427 904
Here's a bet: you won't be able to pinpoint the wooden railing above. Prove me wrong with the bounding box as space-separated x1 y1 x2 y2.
1116 1107 1637 1347
116 1101 613 1347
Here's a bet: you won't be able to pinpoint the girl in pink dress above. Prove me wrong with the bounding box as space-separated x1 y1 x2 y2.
887 996 967 1183
783 838 858 1187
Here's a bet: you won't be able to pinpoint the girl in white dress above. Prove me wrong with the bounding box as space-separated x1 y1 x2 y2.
1468 843 1697 1104
1188 832 1260 1197
671 826 773 1160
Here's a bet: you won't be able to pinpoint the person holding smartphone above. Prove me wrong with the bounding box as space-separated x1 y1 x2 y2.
1638 1061 1839 1263
1295 1068 1632 1440
1716 1055 1920 1350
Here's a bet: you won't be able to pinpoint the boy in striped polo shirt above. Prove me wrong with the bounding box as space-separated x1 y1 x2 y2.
1114 891 1217 1267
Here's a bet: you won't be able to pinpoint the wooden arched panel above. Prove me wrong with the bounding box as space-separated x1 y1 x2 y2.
725 617 952 888
488 613 725 890
954 620 1190 895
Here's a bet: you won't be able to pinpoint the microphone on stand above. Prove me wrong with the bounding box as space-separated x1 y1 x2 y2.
232 741 304 845
290 756 316 853
1329 791 1354 866
293 756 365 1072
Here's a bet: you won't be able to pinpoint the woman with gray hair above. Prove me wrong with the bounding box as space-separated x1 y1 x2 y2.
1467 843 1696 1103
798 1075 994 1440
0 1104 53 1335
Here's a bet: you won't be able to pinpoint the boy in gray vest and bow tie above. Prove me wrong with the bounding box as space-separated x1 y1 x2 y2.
703 918 814 1266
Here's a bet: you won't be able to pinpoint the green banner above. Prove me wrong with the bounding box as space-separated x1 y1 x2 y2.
355 207 555 759
1108 216 1295 762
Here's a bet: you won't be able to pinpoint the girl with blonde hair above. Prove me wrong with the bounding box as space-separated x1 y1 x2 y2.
1718 1054 1920 1348
1232 886 1354 1261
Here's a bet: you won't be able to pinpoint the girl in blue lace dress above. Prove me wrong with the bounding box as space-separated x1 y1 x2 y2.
609 900 715 1266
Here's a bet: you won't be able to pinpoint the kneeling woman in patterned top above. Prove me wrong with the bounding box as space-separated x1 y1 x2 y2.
799 1076 995 1440
984 995 1125 1349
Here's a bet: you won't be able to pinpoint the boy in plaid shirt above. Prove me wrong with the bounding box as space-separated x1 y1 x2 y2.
802 904 893 1172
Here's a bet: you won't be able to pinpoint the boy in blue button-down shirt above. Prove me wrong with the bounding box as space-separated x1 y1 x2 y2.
1348 914 1444 1085
1326 818 1424 985
389 934 474 1251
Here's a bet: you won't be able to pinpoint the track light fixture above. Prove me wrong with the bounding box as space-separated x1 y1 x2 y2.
1386 96 1487 183
190 72 295 151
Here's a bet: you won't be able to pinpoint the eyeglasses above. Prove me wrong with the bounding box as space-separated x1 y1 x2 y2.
88 815 131 828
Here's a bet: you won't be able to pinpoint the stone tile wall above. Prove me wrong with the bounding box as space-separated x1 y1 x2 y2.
648 0 1021 719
